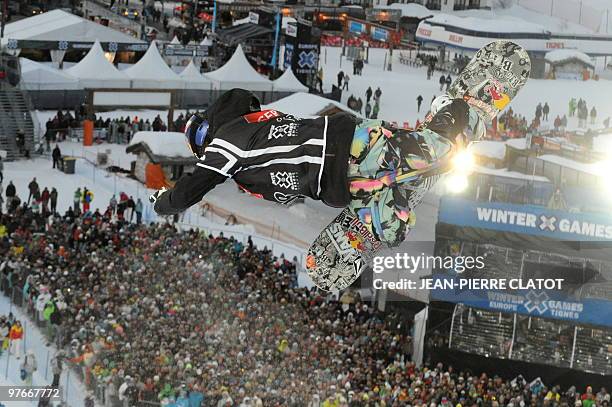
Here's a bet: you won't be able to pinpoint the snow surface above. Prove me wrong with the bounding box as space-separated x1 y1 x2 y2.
471 140 506 160
506 138 528 150
455 4 596 35
474 165 551 183
317 46 612 129
538 154 603 175
378 3 433 19
128 131 193 158
426 11 547 34
593 132 612 153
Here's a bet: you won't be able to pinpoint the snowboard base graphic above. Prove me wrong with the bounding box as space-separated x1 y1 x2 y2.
306 40 531 292
306 208 383 291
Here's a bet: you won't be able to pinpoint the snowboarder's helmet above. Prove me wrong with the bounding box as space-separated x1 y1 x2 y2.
184 114 209 159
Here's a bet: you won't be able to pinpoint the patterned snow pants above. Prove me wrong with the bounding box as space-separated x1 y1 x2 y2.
347 119 454 247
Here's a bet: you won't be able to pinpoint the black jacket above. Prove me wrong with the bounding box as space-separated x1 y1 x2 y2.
155 89 356 215
5 183 15 198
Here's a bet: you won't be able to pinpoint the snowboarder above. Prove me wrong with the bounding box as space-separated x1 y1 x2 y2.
365 87 372 104
543 102 550 121
150 89 483 248
342 74 350 91
365 102 372 119
416 95 423 113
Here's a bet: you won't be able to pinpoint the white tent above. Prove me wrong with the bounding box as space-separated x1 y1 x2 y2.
0 9 144 47
124 41 184 89
265 92 354 118
204 45 272 91
179 60 211 89
273 68 308 92
200 36 213 46
66 40 130 88
169 36 181 45
19 58 81 90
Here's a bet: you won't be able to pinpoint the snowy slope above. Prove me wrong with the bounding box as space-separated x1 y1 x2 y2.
0 295 87 407
319 46 612 127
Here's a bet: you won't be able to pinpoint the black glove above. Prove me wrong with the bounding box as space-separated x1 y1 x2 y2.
428 98 470 143
149 187 167 204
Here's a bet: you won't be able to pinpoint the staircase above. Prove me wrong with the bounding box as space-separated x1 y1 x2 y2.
0 83 36 160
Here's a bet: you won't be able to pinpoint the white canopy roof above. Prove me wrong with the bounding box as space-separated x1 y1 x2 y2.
169 36 180 44
179 60 211 89
0 9 144 47
379 3 433 19
273 68 308 92
545 49 594 68
124 41 184 89
66 40 130 88
265 92 354 118
204 45 272 91
200 36 213 46
129 131 193 158
19 58 81 90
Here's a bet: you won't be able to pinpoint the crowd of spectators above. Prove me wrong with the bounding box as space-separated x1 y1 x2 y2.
43 108 172 147
497 108 529 138
0 192 608 406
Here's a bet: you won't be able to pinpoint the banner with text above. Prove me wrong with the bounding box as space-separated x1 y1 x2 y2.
438 196 612 241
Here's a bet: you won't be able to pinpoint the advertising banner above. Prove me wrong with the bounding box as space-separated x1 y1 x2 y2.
431 276 612 327
438 196 612 242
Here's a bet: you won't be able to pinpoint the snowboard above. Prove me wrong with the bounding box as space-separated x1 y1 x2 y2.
306 40 531 292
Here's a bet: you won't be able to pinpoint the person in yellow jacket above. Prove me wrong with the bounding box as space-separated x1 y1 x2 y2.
277 338 289 354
